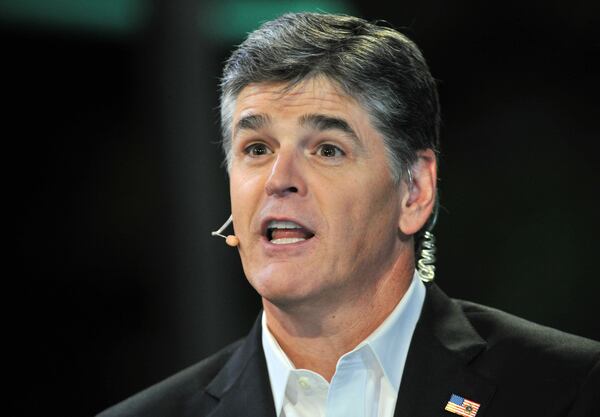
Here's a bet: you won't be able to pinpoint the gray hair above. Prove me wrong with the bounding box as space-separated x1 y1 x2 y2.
219 12 440 185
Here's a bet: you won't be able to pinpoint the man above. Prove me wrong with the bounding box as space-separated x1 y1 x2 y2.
99 12 599 417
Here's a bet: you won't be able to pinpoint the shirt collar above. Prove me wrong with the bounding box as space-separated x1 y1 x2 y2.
359 270 425 391
261 270 426 415
261 308 294 415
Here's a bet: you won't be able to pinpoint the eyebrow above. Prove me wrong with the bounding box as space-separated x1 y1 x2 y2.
233 112 362 147
234 114 271 138
299 113 361 144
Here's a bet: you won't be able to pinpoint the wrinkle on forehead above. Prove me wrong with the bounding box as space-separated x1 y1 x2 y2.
236 76 357 114
231 76 383 158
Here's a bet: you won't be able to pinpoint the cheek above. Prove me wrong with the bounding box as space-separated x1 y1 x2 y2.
340 179 399 242
231 164 267 191
230 171 265 234
313 172 400 232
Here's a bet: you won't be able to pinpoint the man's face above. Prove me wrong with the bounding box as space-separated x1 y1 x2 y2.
229 77 408 308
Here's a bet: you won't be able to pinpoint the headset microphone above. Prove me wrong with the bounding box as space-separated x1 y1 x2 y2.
211 214 239 247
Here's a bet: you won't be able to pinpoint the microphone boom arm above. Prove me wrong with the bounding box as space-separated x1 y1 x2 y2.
211 215 234 239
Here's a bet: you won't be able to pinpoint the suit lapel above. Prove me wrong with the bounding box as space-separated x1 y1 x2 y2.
394 284 496 417
204 316 277 417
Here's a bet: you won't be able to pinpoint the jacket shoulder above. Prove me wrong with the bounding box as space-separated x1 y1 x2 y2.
452 299 600 416
96 339 243 417
455 299 600 378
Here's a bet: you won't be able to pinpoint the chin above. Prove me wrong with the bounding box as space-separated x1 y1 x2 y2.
246 265 324 308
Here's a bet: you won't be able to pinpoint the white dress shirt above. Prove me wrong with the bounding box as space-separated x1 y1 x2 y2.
261 271 426 417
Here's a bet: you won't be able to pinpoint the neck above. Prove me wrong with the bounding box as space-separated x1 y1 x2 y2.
263 248 415 381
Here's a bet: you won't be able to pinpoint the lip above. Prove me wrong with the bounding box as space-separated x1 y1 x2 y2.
258 215 317 254
259 216 316 238
259 233 318 254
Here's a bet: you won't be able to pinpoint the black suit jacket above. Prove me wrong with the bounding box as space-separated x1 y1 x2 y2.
98 283 600 417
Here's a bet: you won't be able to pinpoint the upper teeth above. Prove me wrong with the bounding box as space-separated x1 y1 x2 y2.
267 220 302 229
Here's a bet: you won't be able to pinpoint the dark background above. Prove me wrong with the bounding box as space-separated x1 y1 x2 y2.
3 0 599 416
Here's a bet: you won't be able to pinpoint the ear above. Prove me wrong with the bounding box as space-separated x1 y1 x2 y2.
398 149 437 235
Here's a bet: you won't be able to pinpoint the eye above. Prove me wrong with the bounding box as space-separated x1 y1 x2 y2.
317 143 345 158
244 143 272 156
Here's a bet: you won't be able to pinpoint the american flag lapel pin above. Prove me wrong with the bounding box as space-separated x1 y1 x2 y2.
444 393 481 417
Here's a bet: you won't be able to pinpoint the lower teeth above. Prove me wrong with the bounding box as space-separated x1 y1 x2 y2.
271 238 306 245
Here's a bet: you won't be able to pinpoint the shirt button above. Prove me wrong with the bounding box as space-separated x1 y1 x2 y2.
298 376 311 390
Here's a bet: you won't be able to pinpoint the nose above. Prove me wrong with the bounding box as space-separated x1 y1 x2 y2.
264 150 307 197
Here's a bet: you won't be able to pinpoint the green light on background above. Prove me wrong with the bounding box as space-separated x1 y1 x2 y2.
0 0 354 41
0 0 149 35
200 0 355 42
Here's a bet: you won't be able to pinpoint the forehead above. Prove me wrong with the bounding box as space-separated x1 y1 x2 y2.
233 77 369 123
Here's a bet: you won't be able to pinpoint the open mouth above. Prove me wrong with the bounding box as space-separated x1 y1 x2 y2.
265 220 315 245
